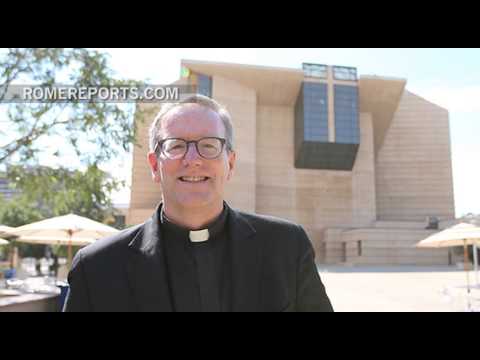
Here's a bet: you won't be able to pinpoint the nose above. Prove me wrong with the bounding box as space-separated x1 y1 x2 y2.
183 142 202 164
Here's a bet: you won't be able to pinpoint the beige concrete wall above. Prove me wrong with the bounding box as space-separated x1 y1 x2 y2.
323 112 377 263
324 228 346 264
375 90 455 221
255 105 353 260
341 228 450 265
352 112 377 227
374 220 427 229
325 227 450 265
213 75 257 213
127 103 162 226
126 64 456 266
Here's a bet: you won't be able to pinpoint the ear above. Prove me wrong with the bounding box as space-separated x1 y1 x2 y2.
147 152 161 183
226 151 236 181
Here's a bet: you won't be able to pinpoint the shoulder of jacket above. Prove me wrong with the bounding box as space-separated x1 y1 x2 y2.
76 223 144 260
234 209 302 232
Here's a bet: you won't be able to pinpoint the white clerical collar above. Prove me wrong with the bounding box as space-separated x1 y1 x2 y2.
189 228 209 242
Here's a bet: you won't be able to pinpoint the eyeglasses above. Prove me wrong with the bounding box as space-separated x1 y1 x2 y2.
154 137 227 160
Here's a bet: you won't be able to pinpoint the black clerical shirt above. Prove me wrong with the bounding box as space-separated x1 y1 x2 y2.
160 206 229 312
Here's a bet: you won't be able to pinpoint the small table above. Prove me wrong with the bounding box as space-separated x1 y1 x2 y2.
442 285 480 312
0 291 60 312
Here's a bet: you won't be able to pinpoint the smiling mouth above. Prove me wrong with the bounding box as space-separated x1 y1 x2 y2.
178 176 210 183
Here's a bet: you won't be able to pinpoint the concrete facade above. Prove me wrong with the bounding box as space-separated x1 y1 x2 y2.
127 60 456 265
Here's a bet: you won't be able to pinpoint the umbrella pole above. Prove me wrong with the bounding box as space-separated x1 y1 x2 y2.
9 242 14 269
464 240 470 294
463 240 470 311
474 242 479 287
68 243 72 269
68 230 73 270
462 239 473 311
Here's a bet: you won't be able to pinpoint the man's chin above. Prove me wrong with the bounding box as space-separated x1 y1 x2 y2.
175 195 214 209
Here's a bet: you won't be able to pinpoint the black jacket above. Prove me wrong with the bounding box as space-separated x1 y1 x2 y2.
63 203 333 312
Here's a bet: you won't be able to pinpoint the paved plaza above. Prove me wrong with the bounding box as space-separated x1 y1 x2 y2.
317 265 480 312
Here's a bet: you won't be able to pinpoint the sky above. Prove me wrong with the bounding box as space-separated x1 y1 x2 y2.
3 48 479 217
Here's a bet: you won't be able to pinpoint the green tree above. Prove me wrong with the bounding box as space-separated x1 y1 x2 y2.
0 164 123 258
0 48 154 259
0 48 145 165
0 193 43 228
3 164 122 223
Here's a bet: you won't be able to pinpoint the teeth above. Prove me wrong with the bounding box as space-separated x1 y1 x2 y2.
180 176 207 182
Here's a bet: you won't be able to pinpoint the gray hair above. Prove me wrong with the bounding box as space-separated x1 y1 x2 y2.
148 94 234 154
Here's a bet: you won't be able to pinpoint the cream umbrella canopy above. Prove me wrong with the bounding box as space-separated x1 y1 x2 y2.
416 222 480 293
11 214 120 267
0 225 15 238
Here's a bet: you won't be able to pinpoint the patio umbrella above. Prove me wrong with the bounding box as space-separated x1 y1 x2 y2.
0 225 15 238
416 222 480 294
11 214 120 267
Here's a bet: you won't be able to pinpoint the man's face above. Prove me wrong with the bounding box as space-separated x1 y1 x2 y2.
148 104 236 212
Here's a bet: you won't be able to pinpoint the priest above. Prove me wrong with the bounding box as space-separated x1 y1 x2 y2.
63 94 333 312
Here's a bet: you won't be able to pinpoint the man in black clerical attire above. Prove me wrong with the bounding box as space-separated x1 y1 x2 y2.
63 94 333 312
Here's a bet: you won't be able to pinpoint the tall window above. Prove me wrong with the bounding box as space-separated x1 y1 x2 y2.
197 73 212 97
303 82 329 142
334 85 359 144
